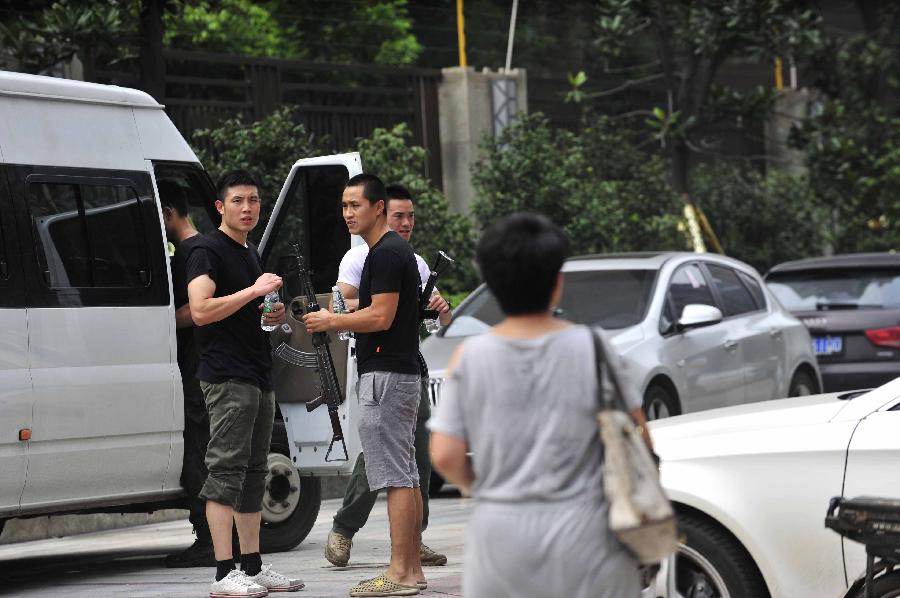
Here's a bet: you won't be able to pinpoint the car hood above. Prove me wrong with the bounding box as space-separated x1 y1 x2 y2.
650 393 848 458
420 333 463 379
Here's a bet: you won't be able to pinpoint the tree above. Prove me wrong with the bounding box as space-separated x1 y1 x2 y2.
356 124 476 294
690 164 825 272
472 112 683 255
193 111 475 295
573 0 821 194
192 106 327 241
0 0 133 75
163 0 289 58
789 0 900 253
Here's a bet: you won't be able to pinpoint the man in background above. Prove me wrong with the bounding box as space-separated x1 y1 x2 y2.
324 184 450 570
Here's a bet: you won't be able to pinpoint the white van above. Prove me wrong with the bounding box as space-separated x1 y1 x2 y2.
0 71 364 552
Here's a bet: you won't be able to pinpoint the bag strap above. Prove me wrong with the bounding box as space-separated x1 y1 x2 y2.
590 327 629 412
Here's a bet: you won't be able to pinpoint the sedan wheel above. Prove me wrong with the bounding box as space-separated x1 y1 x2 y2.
645 516 768 598
788 371 817 397
643 385 679 421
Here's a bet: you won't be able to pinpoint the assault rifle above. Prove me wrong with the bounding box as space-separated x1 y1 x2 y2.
289 245 348 462
420 251 455 321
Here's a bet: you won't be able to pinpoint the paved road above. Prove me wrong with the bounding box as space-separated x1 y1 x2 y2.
0 493 470 598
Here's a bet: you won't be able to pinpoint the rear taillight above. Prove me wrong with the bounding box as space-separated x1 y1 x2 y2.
865 326 900 348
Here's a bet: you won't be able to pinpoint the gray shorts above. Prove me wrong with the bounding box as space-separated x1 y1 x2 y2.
357 371 421 491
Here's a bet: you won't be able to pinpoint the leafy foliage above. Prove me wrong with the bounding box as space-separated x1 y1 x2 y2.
192 110 474 294
164 0 286 58
578 0 822 191
192 106 327 242
788 1 900 254
690 164 825 272
472 113 683 256
356 124 476 294
0 0 132 73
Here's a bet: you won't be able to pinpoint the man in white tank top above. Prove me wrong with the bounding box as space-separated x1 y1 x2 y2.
324 184 452 572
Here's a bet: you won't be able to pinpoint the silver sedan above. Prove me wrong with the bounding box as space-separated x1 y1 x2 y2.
422 252 821 419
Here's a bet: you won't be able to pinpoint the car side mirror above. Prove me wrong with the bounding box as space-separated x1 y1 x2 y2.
677 304 723 331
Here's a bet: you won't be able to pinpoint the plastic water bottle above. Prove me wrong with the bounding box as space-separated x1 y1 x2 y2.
424 317 441 334
261 290 279 332
423 290 440 333
332 286 351 341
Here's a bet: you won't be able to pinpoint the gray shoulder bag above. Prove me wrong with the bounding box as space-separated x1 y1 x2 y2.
591 328 678 565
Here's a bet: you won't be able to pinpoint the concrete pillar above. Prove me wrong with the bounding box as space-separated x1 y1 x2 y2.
438 67 527 215
765 89 810 175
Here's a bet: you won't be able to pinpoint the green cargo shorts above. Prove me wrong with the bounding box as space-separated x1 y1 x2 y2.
198 379 275 513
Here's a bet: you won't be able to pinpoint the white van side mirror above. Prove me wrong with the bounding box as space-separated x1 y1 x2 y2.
677 304 723 331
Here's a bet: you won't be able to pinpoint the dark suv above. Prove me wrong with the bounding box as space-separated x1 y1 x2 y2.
765 253 900 392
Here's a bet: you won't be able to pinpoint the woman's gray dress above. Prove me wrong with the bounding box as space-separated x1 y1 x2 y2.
428 326 641 598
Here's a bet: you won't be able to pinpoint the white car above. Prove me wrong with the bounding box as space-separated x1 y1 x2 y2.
645 378 900 598
423 252 821 418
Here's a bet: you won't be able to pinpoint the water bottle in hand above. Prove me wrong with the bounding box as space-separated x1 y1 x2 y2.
261 290 279 332
332 286 351 341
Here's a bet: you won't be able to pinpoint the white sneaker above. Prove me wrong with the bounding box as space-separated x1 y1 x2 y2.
250 563 305 592
210 569 269 598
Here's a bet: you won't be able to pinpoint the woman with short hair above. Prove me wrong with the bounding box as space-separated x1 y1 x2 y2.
428 212 647 598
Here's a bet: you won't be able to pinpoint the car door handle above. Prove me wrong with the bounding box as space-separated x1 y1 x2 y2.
724 340 739 351
769 328 783 338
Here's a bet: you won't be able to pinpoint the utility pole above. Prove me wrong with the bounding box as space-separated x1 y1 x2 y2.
457 0 467 67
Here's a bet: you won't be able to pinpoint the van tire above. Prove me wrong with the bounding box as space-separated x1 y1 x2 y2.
260 441 322 554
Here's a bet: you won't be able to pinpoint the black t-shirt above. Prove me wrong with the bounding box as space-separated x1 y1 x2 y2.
185 229 272 390
357 230 422 376
172 234 203 387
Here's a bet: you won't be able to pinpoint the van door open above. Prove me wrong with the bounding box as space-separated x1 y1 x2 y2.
0 166 30 517
258 153 364 476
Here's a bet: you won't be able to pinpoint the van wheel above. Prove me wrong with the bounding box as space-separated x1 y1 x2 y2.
259 446 321 554
643 384 679 420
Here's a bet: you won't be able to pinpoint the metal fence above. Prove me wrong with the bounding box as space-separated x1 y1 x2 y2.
90 50 443 186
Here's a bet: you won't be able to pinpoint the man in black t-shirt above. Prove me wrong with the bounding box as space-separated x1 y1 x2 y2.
157 182 214 569
186 170 303 596
303 174 425 595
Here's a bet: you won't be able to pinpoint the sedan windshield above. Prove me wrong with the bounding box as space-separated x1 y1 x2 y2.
767 269 900 311
443 269 657 338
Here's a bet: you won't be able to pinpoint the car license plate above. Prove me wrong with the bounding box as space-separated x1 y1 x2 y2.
813 336 843 356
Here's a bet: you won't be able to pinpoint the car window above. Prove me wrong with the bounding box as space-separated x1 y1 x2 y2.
767 268 900 311
442 268 658 337
667 263 716 319
29 180 148 289
737 270 766 309
706 264 758 316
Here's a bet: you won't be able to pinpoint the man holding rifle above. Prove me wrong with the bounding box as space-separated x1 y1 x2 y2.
324 184 451 572
303 175 437 596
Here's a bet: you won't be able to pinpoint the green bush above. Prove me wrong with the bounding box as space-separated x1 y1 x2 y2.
471 113 683 256
192 106 327 244
690 164 826 273
356 123 476 295
192 110 475 295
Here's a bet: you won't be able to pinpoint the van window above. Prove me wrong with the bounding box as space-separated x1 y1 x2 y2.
0 170 25 307
29 181 149 289
153 162 219 235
